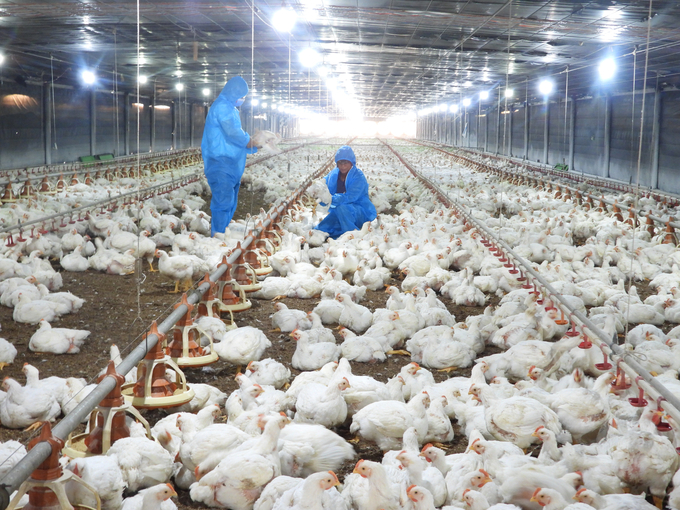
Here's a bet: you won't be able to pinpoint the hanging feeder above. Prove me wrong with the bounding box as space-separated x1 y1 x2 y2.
165 294 219 368
38 176 54 194
1 182 17 204
230 243 262 292
63 360 153 458
611 201 623 222
662 218 678 246
6 422 101 510
55 174 67 192
215 256 251 313
121 321 194 409
196 274 237 330
654 397 673 432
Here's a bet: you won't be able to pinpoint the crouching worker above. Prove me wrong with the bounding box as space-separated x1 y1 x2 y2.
316 145 377 239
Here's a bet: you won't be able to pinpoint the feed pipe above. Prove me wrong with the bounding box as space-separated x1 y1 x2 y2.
0 148 202 187
403 138 680 230
411 138 680 205
0 139 324 241
380 139 680 431
0 171 203 242
0 144 343 510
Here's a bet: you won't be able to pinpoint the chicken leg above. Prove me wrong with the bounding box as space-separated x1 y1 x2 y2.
437 366 458 373
386 350 411 356
24 421 44 433
170 281 181 294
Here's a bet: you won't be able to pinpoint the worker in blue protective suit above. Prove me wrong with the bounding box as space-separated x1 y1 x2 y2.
202 76 259 236
316 145 377 239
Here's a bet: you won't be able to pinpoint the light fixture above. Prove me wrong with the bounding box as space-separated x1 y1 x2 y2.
317 66 329 77
450 104 459 113
463 98 471 107
538 79 553 95
439 104 448 112
599 57 616 80
299 48 322 68
81 70 96 85
138 75 148 85
272 8 297 33
505 88 514 98
175 83 184 91
479 90 489 100
202 88 210 96
262 102 268 108
272 103 278 110
0 54 5 66
251 98 259 107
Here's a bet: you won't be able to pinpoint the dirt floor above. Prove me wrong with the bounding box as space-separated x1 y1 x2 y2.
0 183 666 508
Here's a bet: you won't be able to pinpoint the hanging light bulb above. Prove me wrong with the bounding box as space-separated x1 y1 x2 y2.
138 75 148 85
463 98 471 107
479 90 489 100
0 53 6 66
272 8 297 33
81 70 96 85
450 104 459 113
251 98 259 107
505 88 514 98
538 79 553 95
175 83 184 91
202 88 210 96
599 57 616 80
299 48 322 68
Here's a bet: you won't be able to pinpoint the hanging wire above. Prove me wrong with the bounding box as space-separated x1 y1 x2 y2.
50 56 58 150
113 29 120 157
630 46 638 178
135 0 143 324
501 0 512 156
623 0 654 341
563 66 569 166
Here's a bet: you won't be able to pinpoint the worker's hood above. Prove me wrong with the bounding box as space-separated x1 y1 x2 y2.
334 145 356 166
217 76 249 106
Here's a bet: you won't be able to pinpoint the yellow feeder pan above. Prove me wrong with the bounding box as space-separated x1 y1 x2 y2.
121 321 194 410
166 294 219 368
63 360 153 458
8 422 101 510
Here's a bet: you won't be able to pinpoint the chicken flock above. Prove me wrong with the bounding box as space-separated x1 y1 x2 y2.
0 140 679 510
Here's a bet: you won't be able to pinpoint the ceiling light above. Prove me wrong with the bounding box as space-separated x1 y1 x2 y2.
251 98 259 107
317 66 329 77
81 70 96 85
202 88 210 96
450 104 459 113
599 57 616 80
272 8 297 33
299 48 322 68
0 54 4 66
538 79 553 95
505 88 514 98
439 104 448 112
463 98 471 107
138 75 148 85
479 91 489 100
262 102 268 108
175 83 184 91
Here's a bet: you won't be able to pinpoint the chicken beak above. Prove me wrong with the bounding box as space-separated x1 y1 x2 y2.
479 476 492 487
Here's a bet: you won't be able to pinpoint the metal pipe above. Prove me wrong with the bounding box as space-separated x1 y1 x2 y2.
382 138 680 428
603 94 611 179
650 87 662 189
0 144 341 506
543 98 549 165
43 82 52 166
568 97 575 172
90 89 97 157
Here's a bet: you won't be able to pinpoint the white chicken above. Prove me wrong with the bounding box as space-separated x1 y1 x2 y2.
106 437 175 492
350 391 431 451
337 293 374 333
120 483 178 510
28 319 91 354
271 302 312 332
213 326 271 366
294 377 350 428
290 329 341 371
246 358 291 389
0 376 61 429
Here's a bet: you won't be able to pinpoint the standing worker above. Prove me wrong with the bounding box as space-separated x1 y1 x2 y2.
316 145 377 239
202 76 260 237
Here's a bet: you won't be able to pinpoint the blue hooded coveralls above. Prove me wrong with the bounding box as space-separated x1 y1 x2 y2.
201 76 258 236
316 146 377 239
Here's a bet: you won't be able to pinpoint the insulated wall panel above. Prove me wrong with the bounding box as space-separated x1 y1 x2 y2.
154 104 173 151
487 108 499 153
573 96 605 175
0 82 43 169
497 110 512 156
95 90 125 157
658 91 680 194
192 104 206 146
128 97 151 154
467 111 478 148
477 113 486 150
175 100 191 150
527 103 546 163
609 94 654 186
52 86 91 163
511 105 525 157
548 98 570 167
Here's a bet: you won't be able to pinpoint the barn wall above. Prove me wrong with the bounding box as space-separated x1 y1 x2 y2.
418 87 679 195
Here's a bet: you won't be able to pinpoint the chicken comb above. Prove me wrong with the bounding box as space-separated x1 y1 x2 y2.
421 443 434 452
462 489 471 497
531 487 542 499
534 425 545 433
528 365 536 372
574 471 582 477
328 471 338 482
469 438 481 446
407 484 417 493
479 469 491 477
575 488 587 495
279 411 287 417
411 362 419 368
